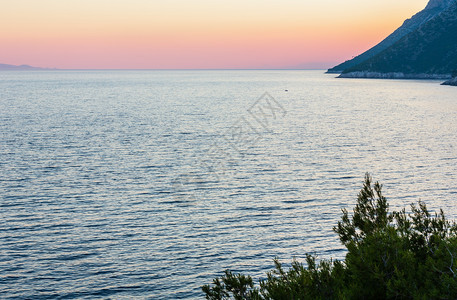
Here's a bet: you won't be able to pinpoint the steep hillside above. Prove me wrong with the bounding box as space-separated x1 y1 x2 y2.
327 0 455 73
340 1 457 78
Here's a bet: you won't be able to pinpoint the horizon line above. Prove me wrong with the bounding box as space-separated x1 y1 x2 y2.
0 68 329 71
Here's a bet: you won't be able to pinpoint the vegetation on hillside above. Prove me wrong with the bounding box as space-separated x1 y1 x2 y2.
327 0 454 73
202 174 457 299
342 2 457 76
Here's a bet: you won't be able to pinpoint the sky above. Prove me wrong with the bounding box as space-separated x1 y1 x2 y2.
0 0 428 69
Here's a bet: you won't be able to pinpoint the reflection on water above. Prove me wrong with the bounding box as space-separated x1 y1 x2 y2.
1 70 456 298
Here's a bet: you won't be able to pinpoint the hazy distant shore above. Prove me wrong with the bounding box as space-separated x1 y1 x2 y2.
0 63 56 71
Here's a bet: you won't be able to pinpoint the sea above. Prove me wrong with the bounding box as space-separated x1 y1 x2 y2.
1 70 457 299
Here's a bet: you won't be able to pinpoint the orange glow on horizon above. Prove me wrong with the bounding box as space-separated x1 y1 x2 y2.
0 0 428 69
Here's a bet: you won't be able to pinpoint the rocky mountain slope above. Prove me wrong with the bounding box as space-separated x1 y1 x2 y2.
339 1 457 79
442 77 457 85
328 0 456 74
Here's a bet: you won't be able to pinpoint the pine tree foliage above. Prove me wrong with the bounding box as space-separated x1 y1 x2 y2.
203 174 457 299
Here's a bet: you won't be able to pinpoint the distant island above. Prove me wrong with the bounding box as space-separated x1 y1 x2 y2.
328 0 457 86
0 63 54 71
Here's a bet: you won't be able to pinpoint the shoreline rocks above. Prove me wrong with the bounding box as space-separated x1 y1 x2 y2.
338 71 451 80
441 77 457 86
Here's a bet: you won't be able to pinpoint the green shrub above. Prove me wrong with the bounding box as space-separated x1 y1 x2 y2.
202 174 457 299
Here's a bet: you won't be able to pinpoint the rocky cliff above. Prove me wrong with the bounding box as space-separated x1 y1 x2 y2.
442 77 457 85
327 0 456 74
339 1 457 79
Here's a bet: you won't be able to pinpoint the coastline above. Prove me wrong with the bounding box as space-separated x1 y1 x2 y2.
325 70 342 74
441 77 457 86
338 71 451 80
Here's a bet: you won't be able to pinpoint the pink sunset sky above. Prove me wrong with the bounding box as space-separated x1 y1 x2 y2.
1 0 428 69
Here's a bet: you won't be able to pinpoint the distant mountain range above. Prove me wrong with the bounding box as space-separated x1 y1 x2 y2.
0 63 53 70
328 0 457 85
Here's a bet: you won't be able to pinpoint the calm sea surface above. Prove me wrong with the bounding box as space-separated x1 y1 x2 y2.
1 70 457 299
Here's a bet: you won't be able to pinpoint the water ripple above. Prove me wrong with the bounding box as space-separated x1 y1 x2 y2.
1 70 457 299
